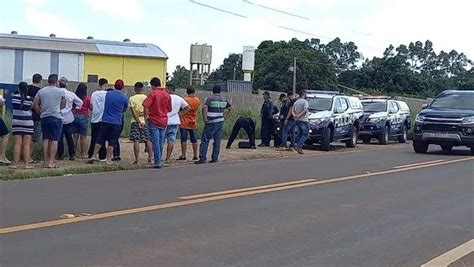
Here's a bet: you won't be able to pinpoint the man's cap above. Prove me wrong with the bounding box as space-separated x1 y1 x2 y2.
279 93 287 100
114 79 124 90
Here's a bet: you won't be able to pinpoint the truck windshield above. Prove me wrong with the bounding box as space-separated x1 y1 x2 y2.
362 102 387 112
431 94 474 109
308 98 333 111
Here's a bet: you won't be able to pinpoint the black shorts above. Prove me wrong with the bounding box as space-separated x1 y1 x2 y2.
129 122 150 143
180 128 197 144
96 122 122 147
0 117 8 136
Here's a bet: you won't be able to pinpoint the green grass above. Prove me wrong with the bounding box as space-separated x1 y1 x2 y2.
0 164 143 181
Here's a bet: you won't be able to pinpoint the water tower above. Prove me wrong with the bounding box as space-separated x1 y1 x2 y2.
190 44 212 85
242 46 255 82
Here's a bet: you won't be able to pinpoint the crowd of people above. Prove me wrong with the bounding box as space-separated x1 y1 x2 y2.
0 73 310 170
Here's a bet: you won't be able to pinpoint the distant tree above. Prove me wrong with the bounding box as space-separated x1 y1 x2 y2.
208 53 243 81
169 65 190 88
321 37 363 74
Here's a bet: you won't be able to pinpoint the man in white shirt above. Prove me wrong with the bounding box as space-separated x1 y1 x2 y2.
164 84 189 163
58 77 83 160
88 78 108 160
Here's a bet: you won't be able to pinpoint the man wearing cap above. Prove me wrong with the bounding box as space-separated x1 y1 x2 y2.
89 79 128 165
259 91 276 147
57 77 83 161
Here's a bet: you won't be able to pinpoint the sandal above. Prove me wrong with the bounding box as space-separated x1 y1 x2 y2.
177 156 186 161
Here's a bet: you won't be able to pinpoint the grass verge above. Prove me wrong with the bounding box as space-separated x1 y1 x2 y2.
0 164 144 181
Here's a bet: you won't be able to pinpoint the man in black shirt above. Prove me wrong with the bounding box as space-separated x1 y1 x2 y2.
226 117 256 149
278 91 297 150
27 73 42 160
259 91 275 147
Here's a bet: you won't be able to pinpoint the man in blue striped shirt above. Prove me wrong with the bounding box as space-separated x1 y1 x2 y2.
195 86 232 164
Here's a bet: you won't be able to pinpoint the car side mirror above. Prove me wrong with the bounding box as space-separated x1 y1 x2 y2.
335 107 345 114
421 104 429 110
389 109 397 114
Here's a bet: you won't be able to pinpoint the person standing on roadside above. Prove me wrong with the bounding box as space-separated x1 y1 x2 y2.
58 77 83 161
10 82 34 169
259 91 274 147
129 82 153 165
72 83 91 159
27 73 42 160
143 77 172 169
178 86 200 161
292 89 310 154
278 91 297 151
88 78 108 161
164 84 189 163
33 74 66 168
106 85 125 162
89 79 128 165
0 94 10 164
195 85 232 164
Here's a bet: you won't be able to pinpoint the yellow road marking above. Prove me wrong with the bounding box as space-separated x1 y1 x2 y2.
179 179 317 200
392 159 446 169
421 239 474 267
0 157 472 235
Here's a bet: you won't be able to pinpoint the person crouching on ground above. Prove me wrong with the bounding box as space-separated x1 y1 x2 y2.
178 86 200 161
89 79 128 165
129 82 153 165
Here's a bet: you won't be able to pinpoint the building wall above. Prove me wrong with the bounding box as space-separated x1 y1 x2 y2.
0 49 15 84
83 54 166 85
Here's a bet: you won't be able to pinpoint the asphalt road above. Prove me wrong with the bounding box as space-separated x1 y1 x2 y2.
1 145 473 266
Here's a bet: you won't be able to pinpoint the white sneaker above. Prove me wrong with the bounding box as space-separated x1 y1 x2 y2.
0 158 11 164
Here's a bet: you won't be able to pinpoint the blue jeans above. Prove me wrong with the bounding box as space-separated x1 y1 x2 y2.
148 122 166 167
295 121 309 149
281 120 297 148
199 122 224 161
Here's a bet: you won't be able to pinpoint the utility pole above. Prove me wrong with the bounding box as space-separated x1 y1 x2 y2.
292 57 297 94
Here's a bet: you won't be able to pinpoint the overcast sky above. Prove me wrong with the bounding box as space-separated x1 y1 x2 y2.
1 0 472 73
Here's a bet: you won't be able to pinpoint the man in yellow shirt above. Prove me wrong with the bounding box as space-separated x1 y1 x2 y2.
129 82 153 164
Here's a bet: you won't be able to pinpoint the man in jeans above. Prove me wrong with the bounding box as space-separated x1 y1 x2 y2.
89 79 128 165
88 78 108 161
27 73 42 160
143 77 172 169
164 84 189 163
33 74 66 168
58 77 83 161
278 91 297 151
195 86 232 164
291 89 309 154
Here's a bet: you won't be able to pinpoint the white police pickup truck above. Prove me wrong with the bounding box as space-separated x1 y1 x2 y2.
306 91 364 151
359 98 411 145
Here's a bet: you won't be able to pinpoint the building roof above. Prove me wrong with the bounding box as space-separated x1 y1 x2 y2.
0 33 168 59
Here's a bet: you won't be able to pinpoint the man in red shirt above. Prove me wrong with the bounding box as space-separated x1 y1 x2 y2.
143 77 172 168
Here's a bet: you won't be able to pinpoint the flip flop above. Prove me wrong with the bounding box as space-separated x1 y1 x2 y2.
177 156 186 161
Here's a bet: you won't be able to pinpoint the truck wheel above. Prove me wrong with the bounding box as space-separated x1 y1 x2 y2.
378 126 389 145
320 128 331 151
413 140 429 154
362 137 371 144
398 125 408 143
441 145 453 151
345 126 358 148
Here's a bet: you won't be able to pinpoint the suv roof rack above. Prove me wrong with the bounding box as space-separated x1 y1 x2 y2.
307 90 344 95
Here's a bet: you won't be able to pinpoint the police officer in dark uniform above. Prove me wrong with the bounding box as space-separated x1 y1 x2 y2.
259 91 275 147
226 117 256 149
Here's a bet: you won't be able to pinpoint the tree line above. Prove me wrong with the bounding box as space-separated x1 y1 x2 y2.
170 38 473 98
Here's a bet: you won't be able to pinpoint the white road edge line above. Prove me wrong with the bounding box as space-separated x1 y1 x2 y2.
421 239 474 267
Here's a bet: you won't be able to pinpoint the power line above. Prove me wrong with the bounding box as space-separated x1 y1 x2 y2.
242 0 310 21
189 0 248 18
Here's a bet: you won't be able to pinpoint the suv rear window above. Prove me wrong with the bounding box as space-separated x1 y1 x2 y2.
362 102 387 112
431 93 474 109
